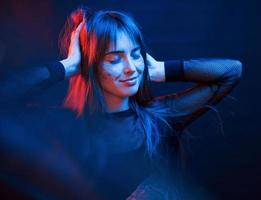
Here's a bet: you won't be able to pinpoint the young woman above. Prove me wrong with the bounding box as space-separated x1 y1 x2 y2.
0 7 242 200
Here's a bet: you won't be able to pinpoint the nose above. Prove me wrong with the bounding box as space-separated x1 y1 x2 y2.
124 56 136 75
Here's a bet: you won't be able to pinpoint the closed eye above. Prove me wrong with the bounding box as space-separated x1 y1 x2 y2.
131 48 142 59
104 46 141 64
104 54 122 64
132 53 141 59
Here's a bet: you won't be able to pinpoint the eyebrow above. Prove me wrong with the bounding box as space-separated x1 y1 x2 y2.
105 46 140 56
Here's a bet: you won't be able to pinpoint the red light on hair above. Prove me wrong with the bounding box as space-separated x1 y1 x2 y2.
64 74 87 117
63 10 98 116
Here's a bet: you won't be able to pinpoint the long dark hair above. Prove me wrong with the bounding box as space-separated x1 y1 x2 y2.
59 7 175 158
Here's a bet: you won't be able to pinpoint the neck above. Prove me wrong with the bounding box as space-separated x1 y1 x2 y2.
103 93 129 113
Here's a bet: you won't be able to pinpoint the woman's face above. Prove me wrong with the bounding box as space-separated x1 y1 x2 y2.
99 31 144 100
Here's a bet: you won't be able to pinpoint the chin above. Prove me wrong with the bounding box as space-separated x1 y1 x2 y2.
122 90 138 97
121 86 139 97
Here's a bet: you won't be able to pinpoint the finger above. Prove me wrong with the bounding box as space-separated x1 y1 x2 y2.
146 53 157 65
146 53 153 65
70 30 76 44
146 53 153 60
72 23 83 43
75 21 85 35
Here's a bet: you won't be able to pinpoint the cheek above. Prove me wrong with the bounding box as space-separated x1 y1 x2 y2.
134 58 145 73
138 64 144 73
136 58 144 65
137 64 145 75
100 65 121 81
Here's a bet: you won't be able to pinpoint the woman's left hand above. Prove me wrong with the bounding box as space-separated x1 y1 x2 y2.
146 53 165 82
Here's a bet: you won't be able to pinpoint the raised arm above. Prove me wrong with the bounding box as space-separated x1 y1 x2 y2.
0 21 84 106
147 55 242 128
0 62 63 105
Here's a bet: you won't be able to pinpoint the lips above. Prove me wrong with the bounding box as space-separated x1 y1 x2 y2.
120 76 137 82
119 76 138 87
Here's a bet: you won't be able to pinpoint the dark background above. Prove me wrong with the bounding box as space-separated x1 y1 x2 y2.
0 0 260 199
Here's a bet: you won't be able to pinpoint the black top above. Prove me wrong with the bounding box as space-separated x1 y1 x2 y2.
0 59 242 199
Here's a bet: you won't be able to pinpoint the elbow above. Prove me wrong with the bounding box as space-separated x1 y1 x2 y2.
216 59 243 87
231 60 243 80
234 60 243 80
226 59 243 81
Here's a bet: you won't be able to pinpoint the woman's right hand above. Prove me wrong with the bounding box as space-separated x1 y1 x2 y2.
60 21 85 78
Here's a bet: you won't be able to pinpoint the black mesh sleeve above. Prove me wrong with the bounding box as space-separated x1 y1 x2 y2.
164 60 185 82
0 61 65 105
158 59 242 128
